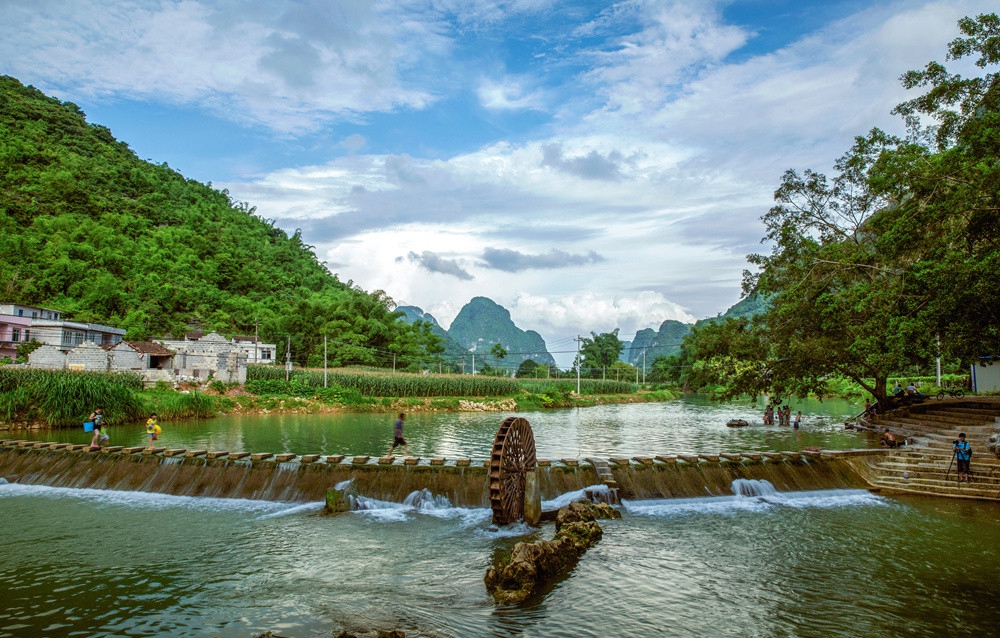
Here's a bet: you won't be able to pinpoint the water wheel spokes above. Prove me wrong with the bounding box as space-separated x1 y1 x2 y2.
489 416 537 525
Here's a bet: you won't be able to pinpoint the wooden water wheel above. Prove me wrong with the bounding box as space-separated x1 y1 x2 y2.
489 416 537 525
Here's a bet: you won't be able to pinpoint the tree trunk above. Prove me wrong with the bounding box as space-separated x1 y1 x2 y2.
873 377 888 412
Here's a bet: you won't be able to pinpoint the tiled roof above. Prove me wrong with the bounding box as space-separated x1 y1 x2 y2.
124 341 175 356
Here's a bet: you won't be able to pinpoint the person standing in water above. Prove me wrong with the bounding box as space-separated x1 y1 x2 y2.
793 411 802 429
389 413 410 456
88 407 104 450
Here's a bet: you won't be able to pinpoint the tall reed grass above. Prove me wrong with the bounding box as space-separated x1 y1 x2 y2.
145 390 219 420
0 368 146 427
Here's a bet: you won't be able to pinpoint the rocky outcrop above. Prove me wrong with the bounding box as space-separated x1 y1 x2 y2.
484 500 620 604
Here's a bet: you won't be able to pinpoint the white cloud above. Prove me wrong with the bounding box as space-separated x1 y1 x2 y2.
511 291 695 335
477 76 545 110
0 0 443 132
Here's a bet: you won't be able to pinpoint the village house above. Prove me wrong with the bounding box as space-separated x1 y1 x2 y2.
157 331 249 384
0 313 32 361
0 303 125 352
232 335 277 364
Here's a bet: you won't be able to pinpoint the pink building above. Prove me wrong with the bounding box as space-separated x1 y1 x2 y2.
0 314 32 361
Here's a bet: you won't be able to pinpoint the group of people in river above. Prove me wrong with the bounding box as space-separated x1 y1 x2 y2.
763 405 802 429
85 408 161 450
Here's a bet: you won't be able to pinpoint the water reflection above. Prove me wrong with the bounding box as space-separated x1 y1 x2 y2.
2 398 873 457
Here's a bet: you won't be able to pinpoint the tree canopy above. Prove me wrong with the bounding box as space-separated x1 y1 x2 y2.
0 76 441 368
677 13 1000 402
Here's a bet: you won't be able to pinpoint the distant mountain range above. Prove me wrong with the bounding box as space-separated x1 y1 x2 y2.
397 297 556 370
619 294 768 365
400 294 767 371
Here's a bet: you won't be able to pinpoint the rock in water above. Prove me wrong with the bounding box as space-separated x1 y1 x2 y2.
484 500 619 604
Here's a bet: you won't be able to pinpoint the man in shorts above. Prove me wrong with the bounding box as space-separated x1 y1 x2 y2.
389 413 409 457
954 433 972 483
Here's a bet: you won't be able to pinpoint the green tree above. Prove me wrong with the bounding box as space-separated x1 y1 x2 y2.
516 358 539 378
682 13 1000 402
579 330 623 377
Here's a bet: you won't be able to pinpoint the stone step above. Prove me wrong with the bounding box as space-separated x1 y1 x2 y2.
871 479 1000 500
873 467 1000 485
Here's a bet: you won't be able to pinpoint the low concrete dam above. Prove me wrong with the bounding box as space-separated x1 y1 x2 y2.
0 441 883 506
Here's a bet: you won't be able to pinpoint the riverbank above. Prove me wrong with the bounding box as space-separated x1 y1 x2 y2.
0 374 680 430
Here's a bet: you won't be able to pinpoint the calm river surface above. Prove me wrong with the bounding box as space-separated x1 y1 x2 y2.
2 396 873 457
6 400 999 637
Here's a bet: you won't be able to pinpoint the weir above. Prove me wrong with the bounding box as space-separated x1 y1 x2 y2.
0 442 885 506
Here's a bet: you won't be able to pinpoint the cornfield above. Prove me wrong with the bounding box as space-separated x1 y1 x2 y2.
0 368 146 427
518 379 637 395
247 366 637 397
247 365 521 397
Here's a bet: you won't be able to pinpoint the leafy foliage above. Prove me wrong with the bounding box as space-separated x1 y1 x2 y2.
0 76 439 367
677 14 1000 402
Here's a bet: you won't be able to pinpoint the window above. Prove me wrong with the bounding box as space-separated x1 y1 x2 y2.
11 329 20 342
262 350 272 360
24 330 29 342
72 331 85 346
17 309 23 317
31 312 38 318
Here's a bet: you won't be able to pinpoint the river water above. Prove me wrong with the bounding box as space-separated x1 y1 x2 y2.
5 400 999 637
1 396 872 458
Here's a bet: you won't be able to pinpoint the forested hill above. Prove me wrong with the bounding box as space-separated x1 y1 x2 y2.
0 76 433 368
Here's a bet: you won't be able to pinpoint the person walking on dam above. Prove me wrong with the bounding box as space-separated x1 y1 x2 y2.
954 433 972 483
88 407 104 450
389 412 410 457
146 413 161 449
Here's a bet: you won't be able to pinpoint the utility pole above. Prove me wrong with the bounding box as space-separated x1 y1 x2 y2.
323 335 328 388
393 353 396 373
285 335 292 382
575 335 581 395
253 317 259 365
472 353 476 375
642 347 647 385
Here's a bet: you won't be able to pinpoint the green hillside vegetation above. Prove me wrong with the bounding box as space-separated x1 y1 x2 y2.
0 76 437 368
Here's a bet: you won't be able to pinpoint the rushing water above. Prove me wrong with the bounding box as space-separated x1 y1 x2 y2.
2 481 999 637
1 396 873 457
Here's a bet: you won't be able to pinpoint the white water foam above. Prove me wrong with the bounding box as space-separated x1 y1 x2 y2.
623 486 887 518
255 502 326 519
350 488 490 526
542 484 612 510
0 482 305 514
476 521 537 539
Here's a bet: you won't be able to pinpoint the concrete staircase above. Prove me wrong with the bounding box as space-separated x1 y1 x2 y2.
866 399 1000 501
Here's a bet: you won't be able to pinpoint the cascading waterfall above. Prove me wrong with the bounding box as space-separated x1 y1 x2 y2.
732 478 777 497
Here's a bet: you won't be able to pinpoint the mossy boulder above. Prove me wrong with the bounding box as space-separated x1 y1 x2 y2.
484 499 619 604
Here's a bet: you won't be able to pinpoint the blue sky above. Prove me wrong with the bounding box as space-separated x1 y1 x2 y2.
1 0 993 365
